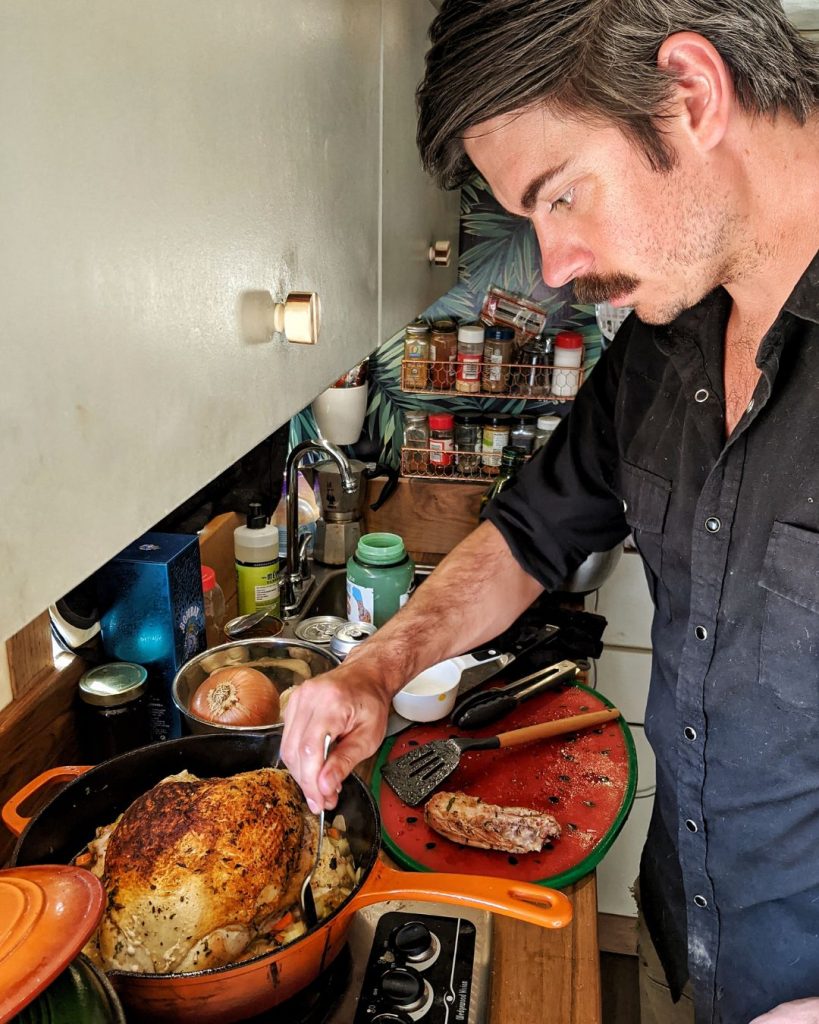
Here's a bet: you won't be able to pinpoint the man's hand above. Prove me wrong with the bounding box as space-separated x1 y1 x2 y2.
749 998 819 1023
280 662 391 812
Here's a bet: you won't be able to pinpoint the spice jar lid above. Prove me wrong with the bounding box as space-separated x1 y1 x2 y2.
405 409 428 422
429 413 454 429
405 319 430 336
555 330 584 348
201 565 217 592
483 413 511 426
537 414 562 430
457 323 485 343
431 318 457 334
484 326 515 341
79 663 147 707
455 412 482 425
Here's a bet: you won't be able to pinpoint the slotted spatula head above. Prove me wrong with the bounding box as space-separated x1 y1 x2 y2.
380 738 466 806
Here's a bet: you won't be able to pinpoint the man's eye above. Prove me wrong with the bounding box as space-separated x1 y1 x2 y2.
549 187 576 212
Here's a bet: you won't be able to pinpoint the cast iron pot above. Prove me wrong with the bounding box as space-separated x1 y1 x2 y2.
4 733 572 1023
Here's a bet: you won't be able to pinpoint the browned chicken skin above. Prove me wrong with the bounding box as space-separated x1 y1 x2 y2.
96 768 313 974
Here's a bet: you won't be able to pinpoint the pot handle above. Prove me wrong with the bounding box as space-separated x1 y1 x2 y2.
2 765 92 837
355 860 572 930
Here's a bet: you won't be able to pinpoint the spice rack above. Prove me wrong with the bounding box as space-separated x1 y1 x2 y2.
400 446 530 483
400 359 583 401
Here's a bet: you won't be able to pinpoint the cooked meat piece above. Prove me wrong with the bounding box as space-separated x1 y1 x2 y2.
424 791 561 854
97 768 313 974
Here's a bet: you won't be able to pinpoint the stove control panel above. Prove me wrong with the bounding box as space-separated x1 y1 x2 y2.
353 911 477 1023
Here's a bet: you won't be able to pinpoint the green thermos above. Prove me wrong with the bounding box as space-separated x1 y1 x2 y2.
346 533 414 628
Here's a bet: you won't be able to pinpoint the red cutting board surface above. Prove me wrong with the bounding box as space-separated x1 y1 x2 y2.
372 683 636 886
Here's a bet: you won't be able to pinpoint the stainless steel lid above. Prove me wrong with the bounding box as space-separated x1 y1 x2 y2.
329 621 378 658
293 616 347 645
78 663 147 707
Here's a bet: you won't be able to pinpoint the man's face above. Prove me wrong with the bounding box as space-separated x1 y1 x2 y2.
463 104 737 325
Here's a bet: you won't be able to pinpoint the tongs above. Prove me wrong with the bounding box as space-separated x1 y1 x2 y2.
450 659 579 729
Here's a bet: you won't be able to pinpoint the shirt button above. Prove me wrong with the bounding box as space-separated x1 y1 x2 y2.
685 819 699 833
705 516 721 533
695 625 708 641
684 726 697 741
693 895 708 908
695 388 709 403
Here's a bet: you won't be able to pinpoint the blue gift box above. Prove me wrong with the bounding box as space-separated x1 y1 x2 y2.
97 532 206 742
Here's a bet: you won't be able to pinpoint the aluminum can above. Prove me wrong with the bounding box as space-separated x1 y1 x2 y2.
330 620 378 660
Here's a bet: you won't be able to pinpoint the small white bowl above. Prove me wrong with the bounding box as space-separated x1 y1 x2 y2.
392 659 462 723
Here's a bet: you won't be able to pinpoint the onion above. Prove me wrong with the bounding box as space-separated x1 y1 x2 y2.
190 666 280 726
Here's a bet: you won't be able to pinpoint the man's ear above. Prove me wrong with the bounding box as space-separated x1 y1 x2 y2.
657 32 731 153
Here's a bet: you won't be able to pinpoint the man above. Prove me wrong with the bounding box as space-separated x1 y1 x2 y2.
282 2 819 1021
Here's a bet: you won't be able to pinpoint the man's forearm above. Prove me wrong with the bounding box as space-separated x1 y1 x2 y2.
342 519 544 695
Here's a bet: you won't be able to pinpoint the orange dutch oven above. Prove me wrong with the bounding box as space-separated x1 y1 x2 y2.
3 733 572 1023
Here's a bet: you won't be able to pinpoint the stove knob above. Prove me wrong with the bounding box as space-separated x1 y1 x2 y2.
390 920 433 959
371 1014 413 1024
378 965 425 1009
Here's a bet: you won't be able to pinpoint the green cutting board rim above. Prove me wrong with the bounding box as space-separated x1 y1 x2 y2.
371 682 639 890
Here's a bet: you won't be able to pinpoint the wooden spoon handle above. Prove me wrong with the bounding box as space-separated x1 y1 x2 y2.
496 707 621 748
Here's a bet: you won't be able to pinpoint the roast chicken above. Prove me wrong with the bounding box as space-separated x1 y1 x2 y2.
87 768 315 974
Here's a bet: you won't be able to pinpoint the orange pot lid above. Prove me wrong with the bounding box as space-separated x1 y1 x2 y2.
0 865 105 1023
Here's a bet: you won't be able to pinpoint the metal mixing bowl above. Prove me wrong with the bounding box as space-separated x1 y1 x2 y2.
172 637 339 736
557 544 623 595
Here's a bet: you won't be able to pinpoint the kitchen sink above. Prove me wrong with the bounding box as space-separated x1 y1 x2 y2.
290 564 431 627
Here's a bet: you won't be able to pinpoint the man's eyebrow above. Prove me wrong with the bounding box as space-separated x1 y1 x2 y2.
520 161 569 212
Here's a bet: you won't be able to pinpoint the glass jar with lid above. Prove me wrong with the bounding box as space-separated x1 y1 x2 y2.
510 414 537 454
78 662 152 761
429 319 458 390
428 412 455 469
482 326 516 394
481 412 511 474
533 413 561 451
456 324 484 394
454 413 482 475
518 338 550 397
403 320 430 390
403 409 429 449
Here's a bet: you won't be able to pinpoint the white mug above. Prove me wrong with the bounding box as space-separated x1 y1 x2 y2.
311 382 368 445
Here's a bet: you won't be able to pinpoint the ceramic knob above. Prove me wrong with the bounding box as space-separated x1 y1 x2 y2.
240 289 321 345
427 239 452 267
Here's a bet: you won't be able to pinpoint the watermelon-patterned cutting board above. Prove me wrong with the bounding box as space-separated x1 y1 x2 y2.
372 683 637 888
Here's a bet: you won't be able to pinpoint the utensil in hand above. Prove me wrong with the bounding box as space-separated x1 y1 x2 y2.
450 659 579 729
381 707 621 806
299 733 331 929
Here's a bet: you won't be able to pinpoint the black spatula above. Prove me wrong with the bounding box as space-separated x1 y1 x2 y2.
380 707 621 806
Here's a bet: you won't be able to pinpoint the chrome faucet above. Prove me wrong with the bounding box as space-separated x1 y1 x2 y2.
282 439 356 617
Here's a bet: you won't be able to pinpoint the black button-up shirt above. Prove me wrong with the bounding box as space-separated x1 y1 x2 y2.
485 252 819 1024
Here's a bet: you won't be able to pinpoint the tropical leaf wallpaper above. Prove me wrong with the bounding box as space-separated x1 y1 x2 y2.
290 174 604 467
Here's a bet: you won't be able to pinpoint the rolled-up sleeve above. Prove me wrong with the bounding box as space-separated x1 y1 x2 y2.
482 327 631 590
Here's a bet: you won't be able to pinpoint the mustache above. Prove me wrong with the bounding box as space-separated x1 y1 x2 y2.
573 273 639 304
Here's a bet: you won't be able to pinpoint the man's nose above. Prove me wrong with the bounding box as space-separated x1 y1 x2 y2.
532 219 592 289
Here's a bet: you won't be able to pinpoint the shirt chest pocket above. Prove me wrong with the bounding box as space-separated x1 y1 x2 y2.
619 461 671 615
759 521 819 714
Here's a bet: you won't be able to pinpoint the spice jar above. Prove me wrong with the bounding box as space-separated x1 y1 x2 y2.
552 331 584 397
481 412 511 474
455 413 482 475
404 320 430 389
482 326 515 393
456 324 484 393
201 565 226 648
533 414 561 451
518 338 550 397
403 409 430 449
428 412 455 469
429 319 458 390
346 532 415 627
78 662 152 761
510 414 537 454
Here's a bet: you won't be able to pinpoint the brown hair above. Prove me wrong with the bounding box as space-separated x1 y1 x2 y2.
417 0 819 187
